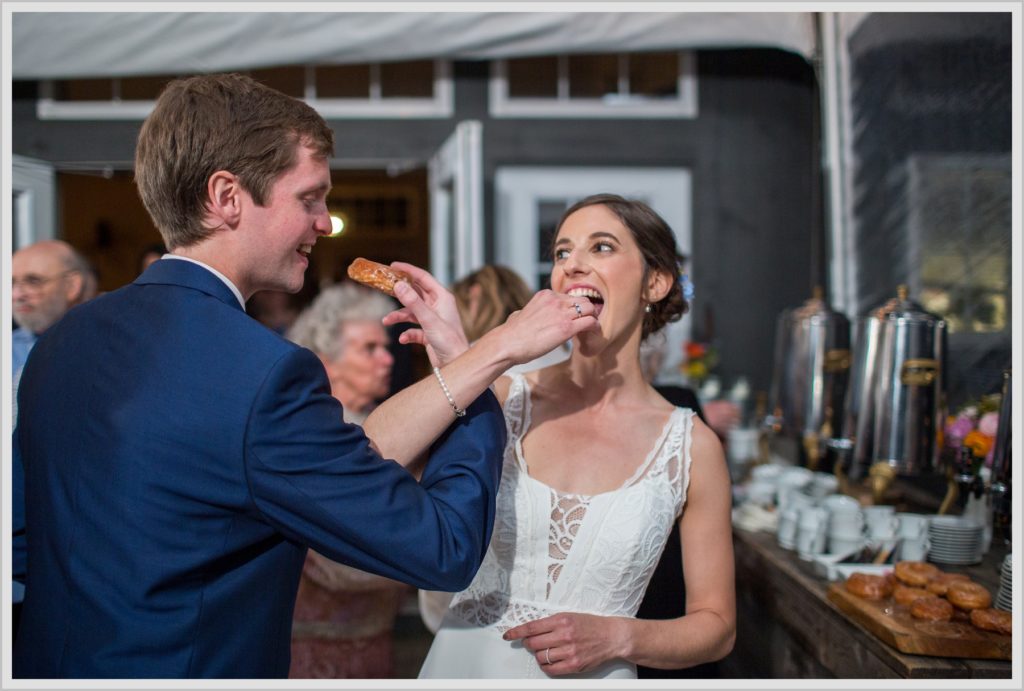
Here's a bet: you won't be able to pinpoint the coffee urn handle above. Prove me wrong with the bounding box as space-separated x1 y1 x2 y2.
990 369 1011 486
990 369 1011 545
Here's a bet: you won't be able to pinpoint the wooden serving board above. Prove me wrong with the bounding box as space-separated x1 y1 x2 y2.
827 583 1012 660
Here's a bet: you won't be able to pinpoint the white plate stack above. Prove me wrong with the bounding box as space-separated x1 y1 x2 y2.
927 516 985 565
996 553 1012 612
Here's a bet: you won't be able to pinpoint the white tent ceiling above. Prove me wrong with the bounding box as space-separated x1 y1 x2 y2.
11 11 819 79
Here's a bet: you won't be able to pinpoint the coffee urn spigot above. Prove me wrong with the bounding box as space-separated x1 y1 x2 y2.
869 461 896 505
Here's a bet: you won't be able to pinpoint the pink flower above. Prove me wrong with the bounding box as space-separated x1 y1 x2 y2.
978 411 999 437
946 415 975 441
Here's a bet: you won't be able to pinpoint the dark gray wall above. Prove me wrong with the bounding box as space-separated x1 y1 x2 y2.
13 48 821 395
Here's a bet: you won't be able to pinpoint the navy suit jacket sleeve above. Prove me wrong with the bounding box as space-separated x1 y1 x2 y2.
12 427 27 584
245 347 505 591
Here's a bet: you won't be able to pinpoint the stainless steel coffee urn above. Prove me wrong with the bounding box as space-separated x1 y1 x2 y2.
832 286 947 498
766 287 851 470
873 288 947 474
829 294 900 481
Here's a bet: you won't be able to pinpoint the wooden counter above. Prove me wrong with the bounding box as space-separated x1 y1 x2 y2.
720 528 1013 679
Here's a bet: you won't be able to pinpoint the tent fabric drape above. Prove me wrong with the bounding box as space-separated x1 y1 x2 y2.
11 11 817 79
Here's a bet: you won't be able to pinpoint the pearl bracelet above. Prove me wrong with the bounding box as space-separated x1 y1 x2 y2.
432 366 466 418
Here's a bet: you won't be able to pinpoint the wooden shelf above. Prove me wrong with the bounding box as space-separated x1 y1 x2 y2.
722 528 1013 679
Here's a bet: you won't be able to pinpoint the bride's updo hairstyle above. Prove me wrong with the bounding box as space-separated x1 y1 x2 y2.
555 193 689 338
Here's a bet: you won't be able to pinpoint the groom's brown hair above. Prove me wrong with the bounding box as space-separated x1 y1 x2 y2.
135 72 334 250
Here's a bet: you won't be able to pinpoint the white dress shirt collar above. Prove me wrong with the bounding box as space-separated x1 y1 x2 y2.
162 254 246 310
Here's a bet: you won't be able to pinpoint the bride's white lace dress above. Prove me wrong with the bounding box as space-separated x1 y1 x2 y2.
419 373 695 679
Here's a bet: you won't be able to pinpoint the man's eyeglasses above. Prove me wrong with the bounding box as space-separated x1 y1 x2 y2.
12 270 76 292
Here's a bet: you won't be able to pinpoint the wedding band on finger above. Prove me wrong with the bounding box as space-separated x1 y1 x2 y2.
544 648 552 665
572 302 582 318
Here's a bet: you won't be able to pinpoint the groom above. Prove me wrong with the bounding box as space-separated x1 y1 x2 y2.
12 73 597 678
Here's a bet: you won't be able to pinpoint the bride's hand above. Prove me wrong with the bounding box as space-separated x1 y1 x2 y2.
381 262 468 366
502 611 628 675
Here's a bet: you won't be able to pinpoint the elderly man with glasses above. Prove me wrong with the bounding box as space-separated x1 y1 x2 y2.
10 238 95 647
11 239 96 381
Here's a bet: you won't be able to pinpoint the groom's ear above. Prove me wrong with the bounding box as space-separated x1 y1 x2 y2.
203 170 243 230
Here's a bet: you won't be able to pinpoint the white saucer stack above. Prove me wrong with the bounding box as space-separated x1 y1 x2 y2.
996 553 1012 612
927 516 984 565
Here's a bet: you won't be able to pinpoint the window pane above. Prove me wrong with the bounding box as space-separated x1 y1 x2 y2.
629 52 678 98
380 60 434 98
316 64 371 98
537 200 570 262
250 66 305 98
53 79 113 101
120 75 178 101
568 54 618 98
507 56 558 98
914 159 1010 333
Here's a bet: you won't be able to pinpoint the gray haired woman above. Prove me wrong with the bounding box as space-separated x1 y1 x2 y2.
288 282 396 426
286 282 408 678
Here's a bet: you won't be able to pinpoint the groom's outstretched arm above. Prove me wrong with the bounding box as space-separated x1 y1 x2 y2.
363 264 598 466
246 347 504 591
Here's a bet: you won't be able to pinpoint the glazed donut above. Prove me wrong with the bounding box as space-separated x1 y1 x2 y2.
925 572 972 596
845 572 894 600
347 258 410 297
893 584 931 606
970 608 1012 635
894 560 941 587
946 581 992 611
910 594 954 622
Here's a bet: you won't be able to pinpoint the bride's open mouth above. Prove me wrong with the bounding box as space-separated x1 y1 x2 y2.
566 286 604 318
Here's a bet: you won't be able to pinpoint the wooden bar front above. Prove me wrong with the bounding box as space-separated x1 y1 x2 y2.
721 528 1013 679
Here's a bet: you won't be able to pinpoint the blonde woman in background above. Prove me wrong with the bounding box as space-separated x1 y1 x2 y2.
453 265 571 374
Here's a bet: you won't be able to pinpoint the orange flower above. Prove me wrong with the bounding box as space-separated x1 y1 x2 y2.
963 430 993 458
685 342 706 359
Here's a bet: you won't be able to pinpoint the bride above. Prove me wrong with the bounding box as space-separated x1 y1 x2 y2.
418 194 735 678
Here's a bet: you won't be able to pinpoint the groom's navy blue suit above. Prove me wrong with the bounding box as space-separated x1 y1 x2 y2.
13 258 505 678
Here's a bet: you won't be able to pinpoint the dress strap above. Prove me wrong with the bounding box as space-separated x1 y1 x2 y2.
679 411 696 513
501 372 530 441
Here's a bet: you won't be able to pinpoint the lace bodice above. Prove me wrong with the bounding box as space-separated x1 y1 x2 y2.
448 373 695 632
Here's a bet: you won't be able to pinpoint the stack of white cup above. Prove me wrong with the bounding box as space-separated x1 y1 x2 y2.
775 467 813 514
822 494 865 556
796 506 830 559
809 472 839 501
863 505 899 546
777 490 816 550
895 512 931 561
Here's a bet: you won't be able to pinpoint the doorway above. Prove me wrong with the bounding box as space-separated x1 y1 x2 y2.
56 168 431 296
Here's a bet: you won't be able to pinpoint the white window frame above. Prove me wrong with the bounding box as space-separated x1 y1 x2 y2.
489 51 698 119
36 60 453 120
11 154 57 249
429 121 484 287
